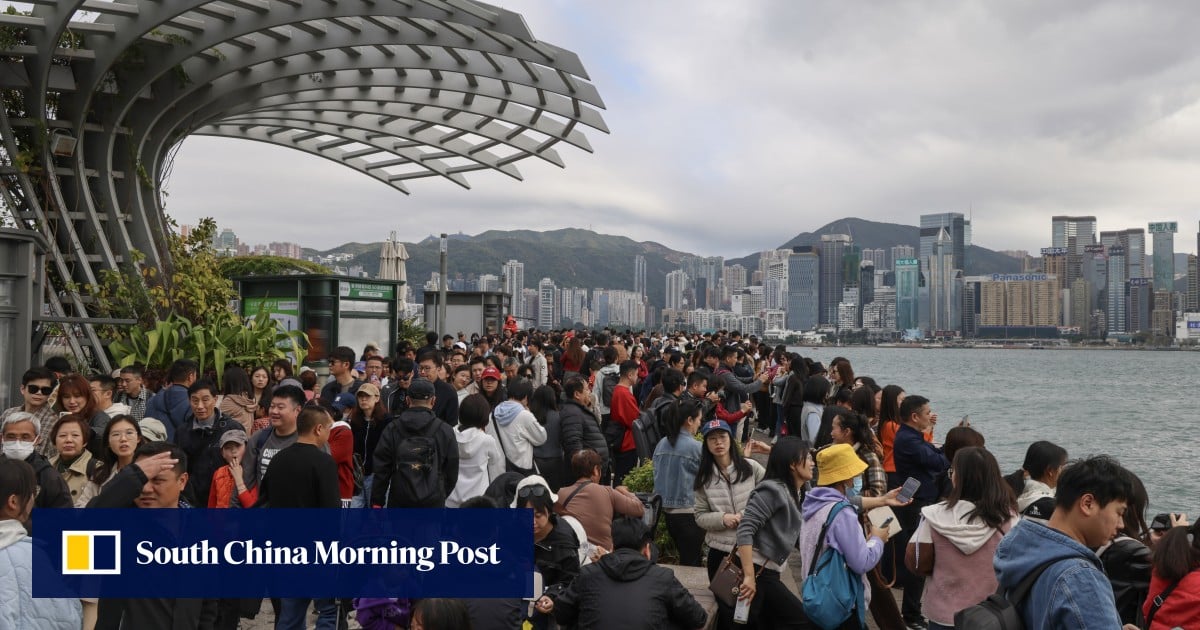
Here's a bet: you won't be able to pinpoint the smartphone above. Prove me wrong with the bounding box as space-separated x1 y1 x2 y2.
880 517 895 528
897 477 921 503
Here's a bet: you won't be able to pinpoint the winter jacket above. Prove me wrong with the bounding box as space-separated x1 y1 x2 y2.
447 427 505 508
694 459 765 553
486 401 547 471
651 431 702 510
559 399 609 465
1143 568 1200 630
28 452 72 509
799 487 884 608
535 515 581 601
591 364 621 418
609 385 639 453
553 548 707 630
0 519 82 629
174 412 244 508
144 383 191 441
994 517 1126 630
714 364 762 414
217 394 258 433
532 409 565 462
370 406 458 508
351 412 392 479
1097 535 1151 626
736 478 804 567
49 450 100 505
432 379 460 426
555 480 645 552
1016 478 1056 521
910 501 1018 625
329 421 355 500
528 353 548 388
893 423 949 503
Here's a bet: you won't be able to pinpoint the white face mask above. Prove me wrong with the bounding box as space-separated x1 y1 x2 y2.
2 440 35 461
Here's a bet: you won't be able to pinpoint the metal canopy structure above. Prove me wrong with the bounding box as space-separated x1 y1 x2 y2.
0 0 607 370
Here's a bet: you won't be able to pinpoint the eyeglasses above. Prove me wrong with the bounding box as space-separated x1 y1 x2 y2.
110 430 139 440
26 385 54 395
518 485 548 499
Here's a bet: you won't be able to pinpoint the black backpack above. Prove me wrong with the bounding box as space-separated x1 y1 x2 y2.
953 559 1057 629
387 423 444 508
600 370 620 408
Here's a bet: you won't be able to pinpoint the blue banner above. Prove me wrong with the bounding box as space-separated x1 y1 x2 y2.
33 508 534 598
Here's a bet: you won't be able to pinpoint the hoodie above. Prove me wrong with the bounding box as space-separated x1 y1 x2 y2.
1017 479 1055 516
798 487 882 609
487 401 547 471
553 548 707 630
993 517 1124 630
447 427 504 507
913 501 1018 625
218 394 258 433
0 519 83 629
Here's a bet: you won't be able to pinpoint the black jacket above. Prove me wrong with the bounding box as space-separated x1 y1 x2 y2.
29 452 72 509
537 515 581 600
1099 536 1152 626
381 382 408 416
432 378 459 425
175 412 244 506
559 399 609 464
370 406 458 507
553 548 707 630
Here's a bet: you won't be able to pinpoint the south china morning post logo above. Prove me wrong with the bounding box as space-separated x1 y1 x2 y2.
61 530 121 575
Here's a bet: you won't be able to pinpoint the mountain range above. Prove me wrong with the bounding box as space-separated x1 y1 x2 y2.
301 217 1023 306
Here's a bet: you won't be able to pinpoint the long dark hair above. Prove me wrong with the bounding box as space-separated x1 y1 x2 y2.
1004 441 1068 495
879 384 904 425
528 385 558 426
221 366 253 397
1119 469 1150 544
695 427 754 490
946 447 1016 529
849 386 876 419
412 598 472 630
0 457 37 511
90 415 144 483
1151 521 1200 582
801 376 829 405
762 436 810 508
836 412 880 457
348 392 389 431
664 400 701 446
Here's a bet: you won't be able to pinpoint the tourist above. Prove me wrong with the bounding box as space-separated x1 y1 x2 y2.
892 394 948 629
735 437 812 628
240 385 306 498
371 378 458 508
253 406 339 509
994 455 1141 630
271 358 292 384
829 357 855 399
55 374 110 454
681 371 716 421
327 395 356 507
207 430 250 508
780 353 809 439
298 369 319 402
553 517 707 630
348 382 390 507
713 346 768 441
89 375 130 422
447 394 504 508
0 458 83 628
381 357 414 415
555 449 644 553
145 359 198 441
218 366 258 433
878 384 907 486
559 376 610 478
479 366 506 410
175 380 245 507
1003 440 1068 522
76 415 143 507
417 351 460 426
652 399 705 567
1144 520 1200 629
608 360 641 485
363 354 387 388
906 447 1018 630
795 375 829 446
452 365 473 404
529 385 567 489
319 346 362 406
488 380 547 476
693 418 765 629
830 412 887 498
561 337 585 382
1 412 71 508
116 365 149 421
1099 470 1153 626
515 475 579 630
527 340 549 388
933 425 986 500
707 374 754 429
768 352 792 438
249 365 273 411
47 414 100 505
411 599 472 630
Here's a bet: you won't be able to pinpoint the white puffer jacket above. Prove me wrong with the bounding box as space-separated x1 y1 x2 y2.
0 519 82 629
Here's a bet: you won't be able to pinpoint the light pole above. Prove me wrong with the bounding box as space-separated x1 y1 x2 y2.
438 234 448 337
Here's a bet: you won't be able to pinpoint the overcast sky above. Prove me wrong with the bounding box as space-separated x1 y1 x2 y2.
164 0 1200 258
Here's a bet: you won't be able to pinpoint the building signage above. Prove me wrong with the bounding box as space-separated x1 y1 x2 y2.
895 258 919 267
339 281 395 300
242 297 299 331
1148 222 1178 234
989 273 1049 282
1108 246 1126 256
1128 277 1153 287
1188 321 1200 329
1084 244 1106 254
1040 247 1068 256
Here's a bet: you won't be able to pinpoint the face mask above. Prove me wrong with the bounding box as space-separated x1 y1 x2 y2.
2 440 35 461
847 475 863 499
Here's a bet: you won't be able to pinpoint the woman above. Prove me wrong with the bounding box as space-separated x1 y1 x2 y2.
74 415 143 507
349 383 392 507
0 458 83 628
1099 470 1152 627
447 394 504 508
411 599 472 630
879 384 906 487
529 385 567 490
271 359 293 383
249 366 272 408
1144 520 1200 629
694 419 765 629
794 375 828 445
218 366 258 433
830 412 886 498
515 476 579 630
632 345 649 383
906 447 1018 630
479 367 505 410
849 387 876 427
55 374 109 455
1003 440 1067 521
561 337 585 381
451 365 473 404
298 369 318 402
780 354 808 438
47 415 100 505
652 400 705 567
829 358 855 399
735 437 812 627
769 354 792 438
799 443 890 630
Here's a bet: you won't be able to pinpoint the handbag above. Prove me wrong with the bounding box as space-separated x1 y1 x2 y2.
708 552 763 608
801 502 865 630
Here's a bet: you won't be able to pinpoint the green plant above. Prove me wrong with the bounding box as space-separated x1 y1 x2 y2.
218 255 328 278
397 317 425 348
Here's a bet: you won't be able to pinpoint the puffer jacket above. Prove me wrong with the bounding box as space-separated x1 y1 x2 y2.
559 399 609 466
694 459 766 552
0 519 83 629
553 548 707 630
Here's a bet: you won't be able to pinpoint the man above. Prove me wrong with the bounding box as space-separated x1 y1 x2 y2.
363 354 387 388
473 336 492 358
116 365 150 421
559 377 610 477
174 380 244 508
380 356 414 416
241 385 306 494
641 369 686 449
416 331 439 358
371 378 458 508
1 367 60 458
680 371 717 421
417 351 459 426
89 442 219 628
145 359 198 441
590 346 621 423
1 412 72 508
527 340 548 388
554 517 706 630
608 360 641 486
891 395 949 629
319 346 362 406
555 450 645 552
441 334 456 352
90 375 130 419
994 456 1141 630
714 345 768 439
694 348 721 377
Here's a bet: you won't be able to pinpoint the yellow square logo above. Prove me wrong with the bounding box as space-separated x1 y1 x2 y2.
62 531 121 575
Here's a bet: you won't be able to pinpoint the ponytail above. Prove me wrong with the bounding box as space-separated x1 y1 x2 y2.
665 399 701 447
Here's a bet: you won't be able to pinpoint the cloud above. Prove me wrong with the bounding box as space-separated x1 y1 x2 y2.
166 0 1200 258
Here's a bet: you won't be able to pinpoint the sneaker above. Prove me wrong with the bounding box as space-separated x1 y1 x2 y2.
904 616 927 630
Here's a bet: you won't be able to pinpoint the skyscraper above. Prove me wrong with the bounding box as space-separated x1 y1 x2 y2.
502 260 525 310
665 270 688 311
1187 254 1199 313
859 261 875 310
819 234 851 325
920 213 968 272
926 228 961 334
895 258 920 332
537 278 558 329
890 245 915 271
786 246 820 331
1106 246 1128 333
1149 222 1177 291
633 255 647 299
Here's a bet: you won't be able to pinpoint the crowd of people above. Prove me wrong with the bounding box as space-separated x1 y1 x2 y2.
1 328 1198 630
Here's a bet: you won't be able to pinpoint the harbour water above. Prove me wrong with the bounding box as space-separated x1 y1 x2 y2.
786 347 1196 514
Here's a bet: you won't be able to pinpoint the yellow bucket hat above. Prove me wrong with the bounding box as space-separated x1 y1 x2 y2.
817 443 868 487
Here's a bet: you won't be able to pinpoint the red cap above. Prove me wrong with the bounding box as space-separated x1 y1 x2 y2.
481 366 502 381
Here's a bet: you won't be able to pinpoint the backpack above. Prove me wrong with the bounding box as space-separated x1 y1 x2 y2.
633 397 674 461
386 422 444 508
600 370 620 408
953 559 1058 630
801 502 865 630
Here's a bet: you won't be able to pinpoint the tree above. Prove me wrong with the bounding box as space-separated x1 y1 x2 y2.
218 255 327 278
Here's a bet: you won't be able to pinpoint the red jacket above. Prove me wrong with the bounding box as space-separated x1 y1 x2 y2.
1144 569 1200 629
609 385 640 453
329 422 355 500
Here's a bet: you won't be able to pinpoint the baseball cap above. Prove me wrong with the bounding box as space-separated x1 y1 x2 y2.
331 392 357 412
480 366 502 381
408 378 436 400
220 430 247 447
356 382 381 398
700 419 732 438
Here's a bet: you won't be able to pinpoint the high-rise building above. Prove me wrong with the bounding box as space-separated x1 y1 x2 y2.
863 287 897 334
723 264 747 304
895 258 920 332
633 255 647 299
786 246 820 331
214 227 238 253
1051 215 1097 287
560 287 587 324
537 278 558 329
1152 289 1174 338
926 228 961 334
478 274 500 293
1149 222 1177 291
920 213 968 272
1070 278 1093 336
819 235 851 325
890 245 915 271
1102 228 1146 282
502 260 525 309
859 261 875 310
665 270 688 311
1106 246 1128 333
972 274 1058 328
1187 254 1199 312
520 288 538 322
861 248 887 271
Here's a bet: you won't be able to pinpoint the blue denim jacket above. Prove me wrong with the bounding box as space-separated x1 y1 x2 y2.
652 432 702 509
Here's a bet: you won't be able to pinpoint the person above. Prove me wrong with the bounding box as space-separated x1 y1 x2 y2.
1098 470 1152 627
271 359 293 384
829 412 886 498
417 351 460 426
891 394 948 629
713 346 768 441
48 414 101 505
1003 440 1068 522
381 357 414 415
527 340 549 388
932 425 985 500
218 366 259 433
877 384 906 486
529 385 567 490
348 382 391 508
652 399 705 567
240 385 307 498
447 394 505 508
116 365 150 421
75 415 144 507
363 355 387 389
562 337 585 381
994 455 1141 630
249 365 273 413
328 395 357 507
55 374 111 452
452 365 473 404
792 375 828 447
371 378 458 508
487 380 547 476
411 599 472 630
0 458 84 628
608 360 641 485
175 380 245 508
479 366 506 410
207 430 250 508
905 447 1018 630
693 418 765 629
89 375 130 422
516 475 580 630
735 437 812 628
1 411 72 508
559 376 610 480
144 359 198 441
89 442 221 628
554 517 707 630
556 449 644 553
319 346 362 406
1144 520 1200 629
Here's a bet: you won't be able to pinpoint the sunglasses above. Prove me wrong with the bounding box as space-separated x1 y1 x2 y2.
518 485 548 499
26 385 54 395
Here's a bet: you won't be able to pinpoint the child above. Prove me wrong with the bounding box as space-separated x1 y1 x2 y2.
208 430 252 508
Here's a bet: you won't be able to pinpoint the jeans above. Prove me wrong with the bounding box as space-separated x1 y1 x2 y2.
276 598 337 630
664 512 705 567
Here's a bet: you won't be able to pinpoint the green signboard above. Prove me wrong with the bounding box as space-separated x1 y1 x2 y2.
243 297 300 332
339 281 394 300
